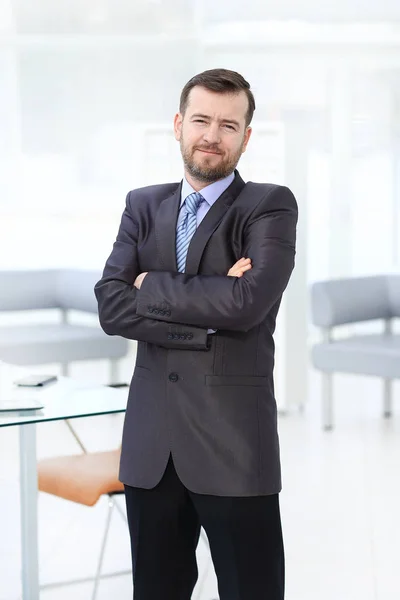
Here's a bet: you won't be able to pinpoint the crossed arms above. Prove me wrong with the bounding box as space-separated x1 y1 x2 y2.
94 185 297 351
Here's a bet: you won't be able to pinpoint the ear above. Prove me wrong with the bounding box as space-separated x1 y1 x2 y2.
174 113 183 141
241 127 252 154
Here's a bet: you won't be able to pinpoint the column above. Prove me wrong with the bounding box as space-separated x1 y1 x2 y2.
274 109 310 412
328 68 353 278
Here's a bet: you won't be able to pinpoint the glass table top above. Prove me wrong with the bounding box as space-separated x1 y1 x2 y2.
0 363 128 427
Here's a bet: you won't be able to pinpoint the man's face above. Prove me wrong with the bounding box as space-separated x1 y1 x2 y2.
174 86 252 184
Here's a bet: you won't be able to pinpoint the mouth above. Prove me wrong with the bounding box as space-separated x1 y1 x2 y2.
196 149 222 156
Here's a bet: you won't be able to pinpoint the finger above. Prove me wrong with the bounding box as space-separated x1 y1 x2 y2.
231 259 250 270
230 266 252 277
234 258 251 266
235 265 252 274
228 263 253 276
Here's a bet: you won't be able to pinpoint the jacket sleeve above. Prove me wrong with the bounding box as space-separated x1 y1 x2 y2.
94 191 210 350
135 185 298 332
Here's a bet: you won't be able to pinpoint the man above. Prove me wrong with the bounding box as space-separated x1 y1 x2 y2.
95 68 297 600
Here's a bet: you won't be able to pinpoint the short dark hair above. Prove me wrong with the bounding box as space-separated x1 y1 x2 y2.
179 68 255 127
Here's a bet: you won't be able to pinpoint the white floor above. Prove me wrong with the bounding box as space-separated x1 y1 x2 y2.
0 353 399 600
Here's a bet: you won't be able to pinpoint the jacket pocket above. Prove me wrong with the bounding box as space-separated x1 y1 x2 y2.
205 375 268 387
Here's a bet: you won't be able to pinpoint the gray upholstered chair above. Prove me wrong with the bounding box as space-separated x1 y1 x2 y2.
0 269 128 383
310 274 400 430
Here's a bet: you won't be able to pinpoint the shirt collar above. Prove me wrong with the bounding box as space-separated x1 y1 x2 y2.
180 172 235 208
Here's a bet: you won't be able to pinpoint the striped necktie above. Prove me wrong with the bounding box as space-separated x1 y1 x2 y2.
176 192 204 273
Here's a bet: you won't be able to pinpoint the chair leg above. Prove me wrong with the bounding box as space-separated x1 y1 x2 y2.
383 379 392 418
322 372 333 431
92 498 115 600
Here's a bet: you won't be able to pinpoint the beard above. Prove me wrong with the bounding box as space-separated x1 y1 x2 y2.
180 136 245 184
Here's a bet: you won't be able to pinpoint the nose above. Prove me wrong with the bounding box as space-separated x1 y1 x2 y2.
203 123 221 145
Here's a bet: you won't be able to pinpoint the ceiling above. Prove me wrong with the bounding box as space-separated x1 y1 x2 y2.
4 0 400 36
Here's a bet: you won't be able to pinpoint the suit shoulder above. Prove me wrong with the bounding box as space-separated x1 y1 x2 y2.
246 181 293 196
244 182 298 218
247 181 296 207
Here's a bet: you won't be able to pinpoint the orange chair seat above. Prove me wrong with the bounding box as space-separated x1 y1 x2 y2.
38 449 124 507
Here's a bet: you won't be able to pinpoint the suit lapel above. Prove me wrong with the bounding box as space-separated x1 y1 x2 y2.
155 182 182 271
185 171 246 275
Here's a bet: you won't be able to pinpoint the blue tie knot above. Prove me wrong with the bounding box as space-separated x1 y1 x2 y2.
185 192 204 215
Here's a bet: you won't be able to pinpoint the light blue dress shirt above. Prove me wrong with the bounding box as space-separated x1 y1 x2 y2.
178 172 235 334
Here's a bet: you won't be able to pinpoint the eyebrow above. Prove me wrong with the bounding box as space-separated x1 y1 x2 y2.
190 113 241 128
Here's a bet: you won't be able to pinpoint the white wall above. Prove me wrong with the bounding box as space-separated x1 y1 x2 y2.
201 0 400 23
1 6 400 277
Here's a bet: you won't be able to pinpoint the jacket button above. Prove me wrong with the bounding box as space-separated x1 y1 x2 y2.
169 372 179 382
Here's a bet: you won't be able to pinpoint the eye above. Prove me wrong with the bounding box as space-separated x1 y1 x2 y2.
224 124 235 130
194 119 206 123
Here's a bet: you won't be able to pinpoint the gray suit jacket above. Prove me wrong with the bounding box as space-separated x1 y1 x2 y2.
94 171 298 496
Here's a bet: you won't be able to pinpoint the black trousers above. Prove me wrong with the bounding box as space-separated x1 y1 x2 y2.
124 455 285 600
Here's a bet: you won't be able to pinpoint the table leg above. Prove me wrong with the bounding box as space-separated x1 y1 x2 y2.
19 423 39 600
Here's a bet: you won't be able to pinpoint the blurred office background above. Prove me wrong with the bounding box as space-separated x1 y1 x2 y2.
1 1 400 599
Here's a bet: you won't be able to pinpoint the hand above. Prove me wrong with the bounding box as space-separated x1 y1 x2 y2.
134 272 148 290
227 257 252 277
